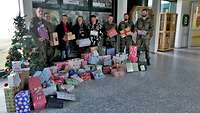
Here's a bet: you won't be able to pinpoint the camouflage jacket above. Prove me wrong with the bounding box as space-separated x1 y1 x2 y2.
118 20 134 32
135 17 153 36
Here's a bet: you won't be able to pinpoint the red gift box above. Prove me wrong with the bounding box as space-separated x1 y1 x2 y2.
107 28 118 38
102 66 111 74
80 72 92 81
28 77 47 110
51 75 65 85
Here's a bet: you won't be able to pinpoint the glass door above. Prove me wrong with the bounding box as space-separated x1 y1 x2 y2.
191 3 200 46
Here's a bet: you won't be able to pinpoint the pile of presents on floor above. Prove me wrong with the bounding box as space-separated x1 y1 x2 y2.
4 45 148 113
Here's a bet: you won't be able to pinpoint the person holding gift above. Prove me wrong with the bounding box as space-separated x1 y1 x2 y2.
30 7 53 72
88 15 104 47
72 16 89 55
135 8 153 65
55 15 72 60
103 15 118 51
118 13 135 53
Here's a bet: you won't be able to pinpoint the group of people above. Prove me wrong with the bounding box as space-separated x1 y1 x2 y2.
30 7 153 72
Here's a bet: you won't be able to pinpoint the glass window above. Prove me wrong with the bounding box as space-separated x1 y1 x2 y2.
160 0 177 13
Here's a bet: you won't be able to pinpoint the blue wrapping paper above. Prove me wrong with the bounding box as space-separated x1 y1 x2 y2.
15 90 30 113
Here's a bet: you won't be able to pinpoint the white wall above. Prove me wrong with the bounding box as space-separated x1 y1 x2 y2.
175 0 191 48
151 0 161 52
117 0 127 24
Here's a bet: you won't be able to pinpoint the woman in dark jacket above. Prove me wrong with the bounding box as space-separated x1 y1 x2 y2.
72 16 89 54
55 15 71 60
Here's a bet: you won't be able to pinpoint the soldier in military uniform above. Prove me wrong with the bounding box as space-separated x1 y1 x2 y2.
103 15 118 51
135 8 153 65
118 13 135 53
30 7 52 72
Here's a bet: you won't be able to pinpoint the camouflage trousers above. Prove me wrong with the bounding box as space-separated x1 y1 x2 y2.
137 36 151 59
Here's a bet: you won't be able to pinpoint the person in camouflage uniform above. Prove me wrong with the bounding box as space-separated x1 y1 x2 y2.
118 13 135 53
135 8 153 65
30 7 53 73
103 15 118 51
88 15 104 47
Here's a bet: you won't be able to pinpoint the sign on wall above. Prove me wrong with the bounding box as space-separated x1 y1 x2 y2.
182 14 189 26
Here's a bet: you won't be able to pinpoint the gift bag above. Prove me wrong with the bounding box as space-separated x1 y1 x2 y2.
139 64 147 71
15 90 30 113
28 77 47 110
107 28 118 38
88 53 100 65
56 92 76 101
139 51 147 63
102 66 111 74
46 95 64 108
50 32 59 46
4 84 20 112
126 62 139 72
128 55 138 63
18 69 30 90
129 46 137 56
78 38 91 47
101 55 112 66
12 61 21 72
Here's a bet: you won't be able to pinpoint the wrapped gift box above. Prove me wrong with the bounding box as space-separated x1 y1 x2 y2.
92 71 105 80
65 78 79 86
111 64 125 77
65 32 76 40
83 65 96 72
8 71 21 88
71 75 84 83
113 54 128 64
81 53 92 61
68 58 83 69
4 84 20 112
88 55 99 65
50 32 59 46
57 85 75 93
90 30 99 36
37 24 49 40
107 28 118 38
120 27 132 38
80 72 92 81
55 62 71 71
15 90 30 113
56 92 76 101
126 62 139 72
43 85 57 96
28 77 47 110
78 38 91 47
12 61 21 72
139 64 147 71
106 48 115 56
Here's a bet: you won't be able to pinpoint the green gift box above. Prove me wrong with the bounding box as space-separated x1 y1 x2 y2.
65 78 79 86
4 84 20 112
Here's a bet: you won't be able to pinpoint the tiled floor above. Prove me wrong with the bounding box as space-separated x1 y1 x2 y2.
1 48 200 113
